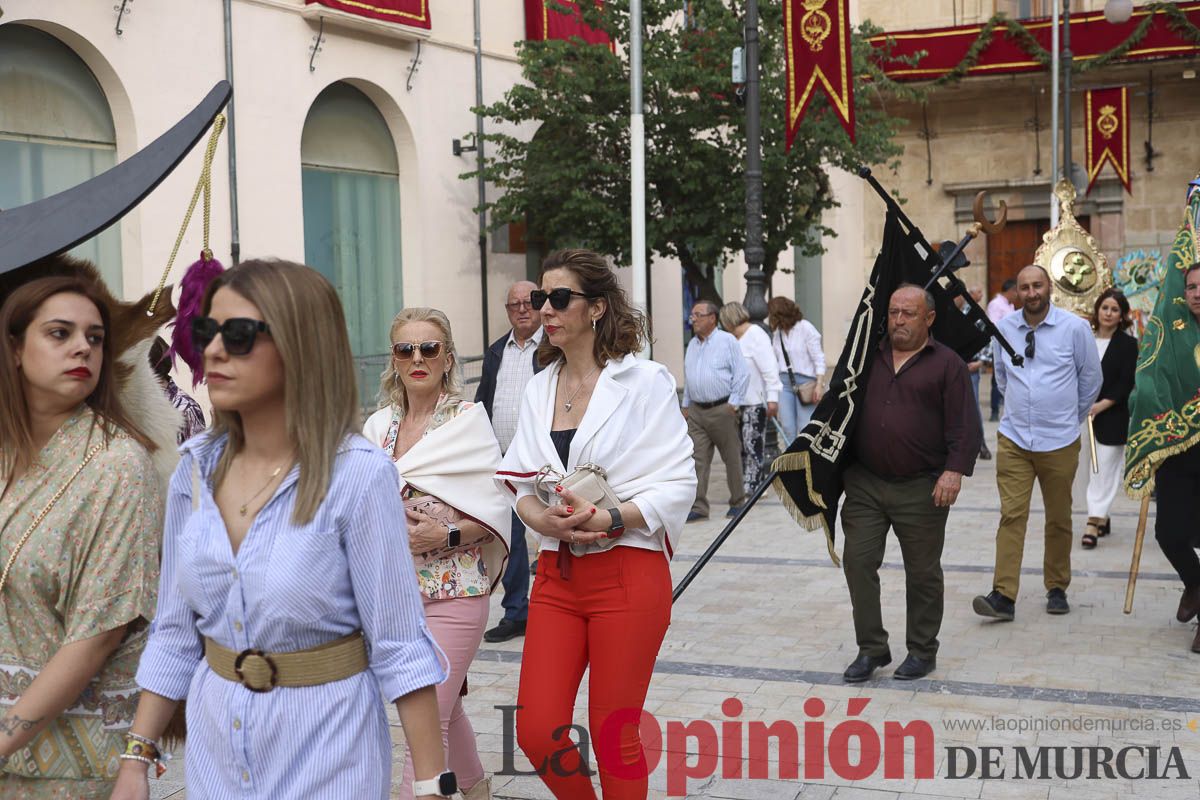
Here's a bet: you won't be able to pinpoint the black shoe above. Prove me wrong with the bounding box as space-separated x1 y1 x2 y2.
988 412 1000 422
687 511 708 523
842 652 891 683
979 442 992 461
483 618 527 643
893 654 936 681
1046 588 1070 615
1177 585 1200 623
726 505 744 519
972 590 1015 621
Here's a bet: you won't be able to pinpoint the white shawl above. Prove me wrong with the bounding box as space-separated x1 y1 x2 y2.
496 355 696 560
364 402 511 591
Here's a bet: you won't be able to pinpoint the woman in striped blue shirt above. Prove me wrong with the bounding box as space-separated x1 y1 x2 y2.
110 260 453 800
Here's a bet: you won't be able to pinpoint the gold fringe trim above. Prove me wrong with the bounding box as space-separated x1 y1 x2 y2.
1124 428 1200 498
770 449 841 566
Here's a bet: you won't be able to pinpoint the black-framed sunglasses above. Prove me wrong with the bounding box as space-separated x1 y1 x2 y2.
1025 329 1036 360
530 288 596 311
392 340 444 360
191 317 270 356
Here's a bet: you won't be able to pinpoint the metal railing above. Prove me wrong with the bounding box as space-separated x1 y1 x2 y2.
353 354 485 413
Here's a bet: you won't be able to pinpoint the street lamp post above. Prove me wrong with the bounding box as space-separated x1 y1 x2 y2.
1062 0 1074 191
742 0 768 325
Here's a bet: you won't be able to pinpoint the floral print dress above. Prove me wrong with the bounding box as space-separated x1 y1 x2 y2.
0 408 162 799
377 400 490 599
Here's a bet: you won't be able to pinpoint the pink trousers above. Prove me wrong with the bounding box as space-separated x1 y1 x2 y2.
396 593 490 799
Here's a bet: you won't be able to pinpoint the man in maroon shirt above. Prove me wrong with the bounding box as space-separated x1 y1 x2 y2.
840 285 982 682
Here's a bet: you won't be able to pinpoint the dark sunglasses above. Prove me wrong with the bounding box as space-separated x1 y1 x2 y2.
1025 329 1036 360
392 340 444 360
530 288 596 311
191 317 270 356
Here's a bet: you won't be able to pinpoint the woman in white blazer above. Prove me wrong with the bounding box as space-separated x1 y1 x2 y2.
497 249 695 799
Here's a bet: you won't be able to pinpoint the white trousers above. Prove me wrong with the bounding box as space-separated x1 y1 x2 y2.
1085 441 1125 519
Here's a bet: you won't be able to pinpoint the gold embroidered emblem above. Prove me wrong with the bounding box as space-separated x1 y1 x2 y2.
1174 319 1187 331
801 0 833 51
1097 104 1119 140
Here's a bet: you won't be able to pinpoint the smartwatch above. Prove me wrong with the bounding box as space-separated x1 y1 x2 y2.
445 523 461 549
606 507 625 538
413 770 457 797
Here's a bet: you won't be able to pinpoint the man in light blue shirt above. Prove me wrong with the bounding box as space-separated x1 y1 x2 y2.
973 265 1101 621
683 300 750 521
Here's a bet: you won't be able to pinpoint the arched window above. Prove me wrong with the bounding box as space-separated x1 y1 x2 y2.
301 83 402 391
0 25 121 291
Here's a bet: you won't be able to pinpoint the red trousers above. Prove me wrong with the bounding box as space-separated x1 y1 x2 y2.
516 546 671 799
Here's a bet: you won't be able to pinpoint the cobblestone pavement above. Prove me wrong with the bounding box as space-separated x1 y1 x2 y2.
151 411 1200 799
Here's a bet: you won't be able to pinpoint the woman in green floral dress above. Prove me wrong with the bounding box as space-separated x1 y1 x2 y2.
0 276 163 799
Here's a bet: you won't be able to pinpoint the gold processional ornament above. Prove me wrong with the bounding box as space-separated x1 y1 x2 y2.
801 0 832 51
1035 179 1112 318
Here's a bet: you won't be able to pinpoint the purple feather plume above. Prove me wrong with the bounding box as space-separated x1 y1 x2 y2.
168 252 225 387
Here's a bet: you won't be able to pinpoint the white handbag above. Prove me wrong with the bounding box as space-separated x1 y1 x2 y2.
534 462 622 556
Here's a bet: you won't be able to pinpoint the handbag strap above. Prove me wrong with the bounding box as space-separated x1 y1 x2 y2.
0 443 104 593
775 329 800 389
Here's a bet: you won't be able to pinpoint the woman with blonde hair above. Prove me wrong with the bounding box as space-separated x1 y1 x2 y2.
718 301 782 496
768 296 826 444
497 249 695 798
364 307 510 800
111 260 455 800
0 275 162 799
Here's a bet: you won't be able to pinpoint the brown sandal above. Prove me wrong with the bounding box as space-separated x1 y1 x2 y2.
1098 517 1111 537
1082 518 1102 549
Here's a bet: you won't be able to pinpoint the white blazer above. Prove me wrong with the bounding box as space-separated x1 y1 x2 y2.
496 354 697 560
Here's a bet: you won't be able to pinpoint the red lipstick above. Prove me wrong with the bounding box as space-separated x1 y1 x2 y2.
65 367 92 379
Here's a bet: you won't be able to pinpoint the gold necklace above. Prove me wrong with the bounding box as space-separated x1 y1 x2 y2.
562 365 601 412
238 463 286 517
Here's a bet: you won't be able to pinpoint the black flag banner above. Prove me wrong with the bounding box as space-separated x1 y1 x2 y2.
771 210 995 563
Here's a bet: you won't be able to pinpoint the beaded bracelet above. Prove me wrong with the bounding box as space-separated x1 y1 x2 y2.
121 735 167 777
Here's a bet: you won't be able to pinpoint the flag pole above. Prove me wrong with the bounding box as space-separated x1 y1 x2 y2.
672 470 778 603
630 0 648 356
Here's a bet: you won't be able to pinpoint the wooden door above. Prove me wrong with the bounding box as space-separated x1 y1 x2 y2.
986 216 1089 304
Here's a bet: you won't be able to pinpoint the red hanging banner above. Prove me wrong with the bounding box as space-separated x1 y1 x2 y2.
869 3 1200 82
524 0 610 45
304 0 430 30
1085 86 1131 195
785 0 855 148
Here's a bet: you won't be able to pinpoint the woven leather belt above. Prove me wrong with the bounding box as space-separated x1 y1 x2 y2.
204 630 368 692
692 396 730 410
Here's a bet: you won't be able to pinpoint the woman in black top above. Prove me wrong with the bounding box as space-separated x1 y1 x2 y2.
1081 288 1138 549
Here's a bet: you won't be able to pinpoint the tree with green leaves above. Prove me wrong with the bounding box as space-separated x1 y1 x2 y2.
472 0 905 302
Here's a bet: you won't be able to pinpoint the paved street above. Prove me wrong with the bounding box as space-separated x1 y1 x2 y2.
152 406 1200 800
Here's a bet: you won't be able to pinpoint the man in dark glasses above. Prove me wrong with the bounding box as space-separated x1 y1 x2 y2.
973 264 1102 621
476 281 544 643
683 301 750 522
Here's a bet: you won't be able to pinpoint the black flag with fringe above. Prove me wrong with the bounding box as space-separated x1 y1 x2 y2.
771 210 990 563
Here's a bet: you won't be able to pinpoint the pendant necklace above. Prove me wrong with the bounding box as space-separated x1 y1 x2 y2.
562 365 601 412
239 463 286 517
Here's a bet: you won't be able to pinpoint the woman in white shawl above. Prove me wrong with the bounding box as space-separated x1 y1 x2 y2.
364 308 510 800
496 249 695 799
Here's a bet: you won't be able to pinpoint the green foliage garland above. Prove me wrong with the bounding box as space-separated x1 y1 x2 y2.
871 1 1200 92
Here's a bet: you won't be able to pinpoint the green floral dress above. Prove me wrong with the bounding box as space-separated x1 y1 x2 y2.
0 408 162 799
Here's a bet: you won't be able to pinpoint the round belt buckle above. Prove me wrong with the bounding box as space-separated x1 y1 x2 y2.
234 648 278 692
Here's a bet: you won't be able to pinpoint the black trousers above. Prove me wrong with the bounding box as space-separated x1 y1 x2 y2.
1154 445 1200 589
